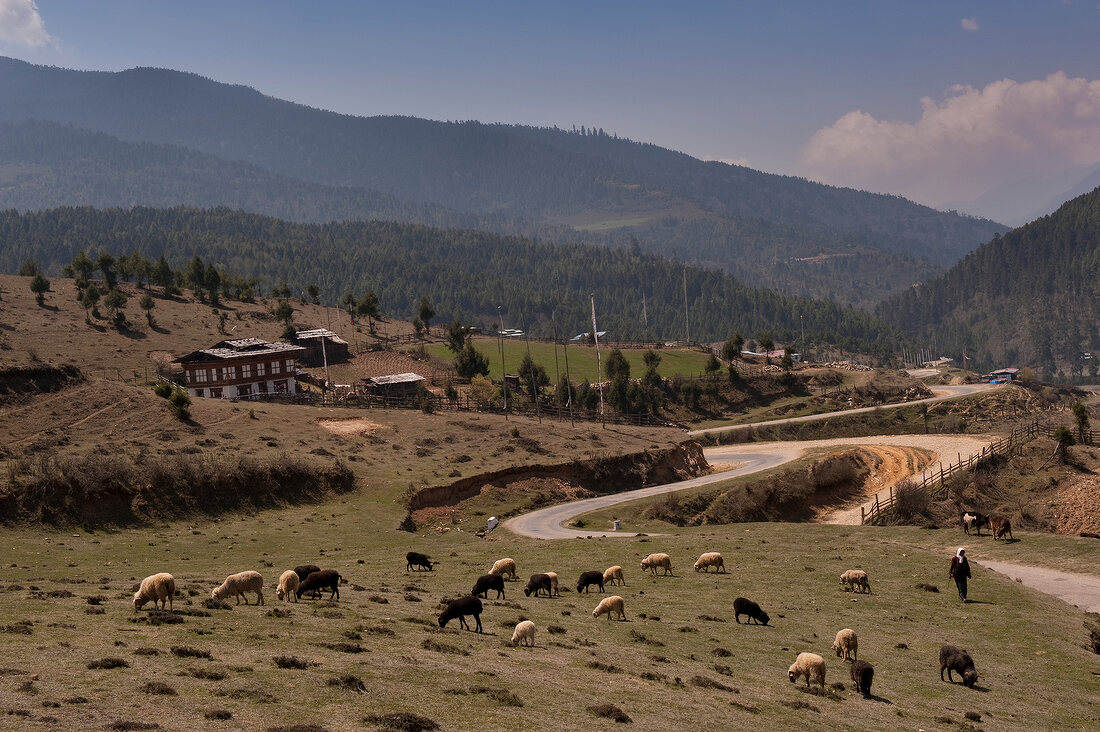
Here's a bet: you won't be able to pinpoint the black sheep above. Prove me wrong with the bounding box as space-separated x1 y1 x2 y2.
523 573 553 598
576 571 605 594
471 573 505 600
406 551 433 572
294 564 323 599
438 595 483 632
733 596 770 626
939 645 978 686
296 569 342 601
850 660 874 697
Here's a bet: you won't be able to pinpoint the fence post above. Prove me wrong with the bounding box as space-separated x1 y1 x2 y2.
861 505 866 524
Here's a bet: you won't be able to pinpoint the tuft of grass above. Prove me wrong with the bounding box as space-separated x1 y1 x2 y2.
691 676 737 692
133 647 160 656
266 608 292 618
586 660 620 673
629 629 664 646
184 667 227 680
88 657 129 669
965 711 982 722
361 712 439 731
780 700 819 712
360 625 396 637
204 710 232 720
273 655 311 669
547 625 567 635
420 638 469 656
203 598 232 610
316 642 364 654
106 722 160 731
327 674 366 693
712 647 732 657
916 583 940 593
64 696 88 704
587 703 632 723
171 646 212 659
139 681 177 695
467 686 523 707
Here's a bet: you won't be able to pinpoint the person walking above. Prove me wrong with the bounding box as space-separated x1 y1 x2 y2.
949 547 971 602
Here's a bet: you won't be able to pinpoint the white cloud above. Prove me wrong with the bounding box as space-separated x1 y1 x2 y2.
799 72 1100 206
961 17 980 32
0 0 54 48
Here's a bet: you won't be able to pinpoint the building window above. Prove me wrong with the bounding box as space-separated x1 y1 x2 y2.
257 362 265 376
238 384 251 396
285 359 294 372
211 387 223 398
226 365 237 380
241 363 251 379
193 368 207 384
272 360 282 374
258 381 268 393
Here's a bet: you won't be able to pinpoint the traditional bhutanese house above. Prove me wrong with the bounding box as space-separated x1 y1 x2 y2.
294 328 350 366
173 338 306 399
365 372 425 399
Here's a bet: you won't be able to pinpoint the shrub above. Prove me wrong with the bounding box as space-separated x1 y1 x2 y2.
171 646 211 659
894 479 931 521
587 703 632 724
468 686 523 707
361 713 439 731
140 681 177 695
327 674 366 693
916 583 940 593
420 639 468 656
204 710 232 720
106 723 160 731
273 655 310 669
691 676 737 692
185 667 227 680
133 648 159 656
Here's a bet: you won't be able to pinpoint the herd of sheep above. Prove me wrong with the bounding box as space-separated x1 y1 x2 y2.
131 547 979 704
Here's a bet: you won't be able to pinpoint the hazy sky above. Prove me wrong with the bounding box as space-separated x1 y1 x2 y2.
3 0 1100 207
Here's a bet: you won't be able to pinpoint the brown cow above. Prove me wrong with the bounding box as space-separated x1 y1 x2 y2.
988 515 1014 541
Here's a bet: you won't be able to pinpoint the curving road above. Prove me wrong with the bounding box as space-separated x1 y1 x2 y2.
687 383 997 437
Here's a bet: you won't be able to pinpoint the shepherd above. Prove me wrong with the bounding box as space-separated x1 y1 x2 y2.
949 547 971 602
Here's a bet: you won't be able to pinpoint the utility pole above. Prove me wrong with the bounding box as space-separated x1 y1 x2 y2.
682 267 690 345
552 310 562 422
591 295 604 418
563 328 575 427
497 306 507 416
800 313 805 363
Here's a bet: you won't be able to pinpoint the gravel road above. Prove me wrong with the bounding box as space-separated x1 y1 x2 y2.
976 560 1100 613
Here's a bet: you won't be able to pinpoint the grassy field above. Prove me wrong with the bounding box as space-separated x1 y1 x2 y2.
420 337 720 382
1 511 1098 730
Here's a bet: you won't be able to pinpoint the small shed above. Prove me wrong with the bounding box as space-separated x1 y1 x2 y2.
365 372 425 399
990 367 1020 382
294 328 350 366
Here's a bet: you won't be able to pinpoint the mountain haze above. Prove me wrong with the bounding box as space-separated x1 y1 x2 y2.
0 56 1004 306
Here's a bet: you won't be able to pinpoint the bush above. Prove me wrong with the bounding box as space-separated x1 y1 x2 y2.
204 710 232 720
273 655 310 669
140 681 177 695
895 479 931 521
587 703 632 724
327 674 366 693
88 657 129 669
361 713 439 731
171 646 212 659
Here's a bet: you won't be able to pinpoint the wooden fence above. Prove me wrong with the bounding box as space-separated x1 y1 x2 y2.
861 420 1042 524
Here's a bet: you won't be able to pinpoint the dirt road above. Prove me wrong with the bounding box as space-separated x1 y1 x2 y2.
976 560 1100 614
505 433 991 539
687 383 998 437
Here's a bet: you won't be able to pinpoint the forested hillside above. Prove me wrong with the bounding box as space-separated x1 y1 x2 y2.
0 207 901 355
0 57 1004 306
877 187 1100 378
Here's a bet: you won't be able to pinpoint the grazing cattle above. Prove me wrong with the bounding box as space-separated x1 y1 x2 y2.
438 596 483 633
471 573 506 600
406 552 433 572
988 515 1014 541
961 512 982 536
523 573 553 598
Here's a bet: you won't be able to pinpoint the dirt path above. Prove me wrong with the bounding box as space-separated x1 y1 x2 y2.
976 560 1100 613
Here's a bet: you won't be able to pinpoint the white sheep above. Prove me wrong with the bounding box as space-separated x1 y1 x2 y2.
832 628 858 662
839 569 871 594
276 570 299 602
133 572 175 612
693 552 725 573
640 553 673 576
511 620 536 647
489 557 518 580
603 565 626 586
544 571 561 597
212 570 264 605
788 652 826 688
592 595 626 621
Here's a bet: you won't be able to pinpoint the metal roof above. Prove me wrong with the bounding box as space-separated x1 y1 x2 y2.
295 328 349 345
173 339 305 363
368 372 425 386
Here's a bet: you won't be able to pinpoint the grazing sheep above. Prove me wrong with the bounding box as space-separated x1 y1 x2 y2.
276 570 299 603
787 652 826 688
406 551 433 572
850 660 874 697
489 558 518 580
576 570 605 594
693 552 725 573
511 620 536 647
732 596 770 626
523 573 553 598
603 565 626 587
294 564 322 598
839 569 871 594
545 571 561 597
640 553 673 576
133 573 175 612
832 628 858 662
989 515 1014 541
939 645 978 687
296 569 342 601
438 595 483 633
212 570 264 606
471 573 506 600
592 595 626 621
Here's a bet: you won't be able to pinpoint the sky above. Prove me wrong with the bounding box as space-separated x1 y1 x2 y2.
3 0 1100 210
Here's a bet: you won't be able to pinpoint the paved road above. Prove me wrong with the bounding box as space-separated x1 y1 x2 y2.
687 383 997 437
976 560 1100 614
506 434 991 539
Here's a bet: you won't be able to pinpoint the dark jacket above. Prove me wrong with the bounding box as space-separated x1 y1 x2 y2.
949 556 971 580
